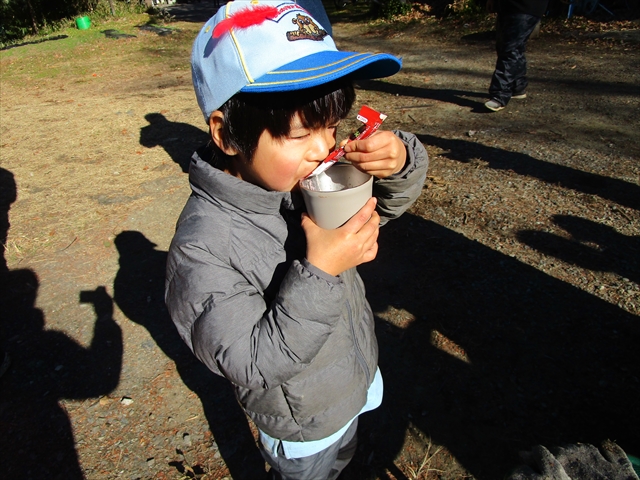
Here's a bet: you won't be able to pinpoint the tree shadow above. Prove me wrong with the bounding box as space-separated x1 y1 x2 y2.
518 215 640 284
417 133 640 211
356 79 489 111
0 168 124 478
342 213 640 479
0 35 68 51
168 1 226 24
461 29 497 43
112 230 265 479
139 113 210 173
356 75 640 115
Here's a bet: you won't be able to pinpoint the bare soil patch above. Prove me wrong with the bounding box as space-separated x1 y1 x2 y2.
1 3 639 479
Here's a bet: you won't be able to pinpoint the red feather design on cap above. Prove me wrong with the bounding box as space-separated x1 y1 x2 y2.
213 5 280 38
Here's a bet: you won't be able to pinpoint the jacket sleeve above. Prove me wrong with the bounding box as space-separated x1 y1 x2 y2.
373 130 429 227
166 236 345 391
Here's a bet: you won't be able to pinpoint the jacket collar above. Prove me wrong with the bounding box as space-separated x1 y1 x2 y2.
188 145 304 214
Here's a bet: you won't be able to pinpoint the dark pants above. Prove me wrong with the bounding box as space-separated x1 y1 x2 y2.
489 13 541 106
261 418 358 480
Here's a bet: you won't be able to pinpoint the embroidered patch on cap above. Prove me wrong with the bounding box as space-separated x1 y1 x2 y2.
287 13 327 41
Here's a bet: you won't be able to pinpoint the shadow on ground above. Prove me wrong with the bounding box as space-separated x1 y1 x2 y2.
112 231 265 479
357 76 640 118
347 212 640 479
356 79 489 111
518 215 640 285
168 0 225 23
140 112 210 173
417 134 640 211
0 169 123 479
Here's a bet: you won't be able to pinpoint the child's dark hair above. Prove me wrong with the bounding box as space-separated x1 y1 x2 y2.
215 79 356 161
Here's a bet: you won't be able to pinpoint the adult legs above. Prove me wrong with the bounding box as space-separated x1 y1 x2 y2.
489 13 541 107
262 418 359 480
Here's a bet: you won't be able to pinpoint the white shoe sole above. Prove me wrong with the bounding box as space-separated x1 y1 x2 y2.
485 101 505 112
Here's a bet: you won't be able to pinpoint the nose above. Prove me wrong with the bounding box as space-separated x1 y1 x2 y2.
308 129 335 162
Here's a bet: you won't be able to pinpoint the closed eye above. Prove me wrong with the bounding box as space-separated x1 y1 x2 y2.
288 131 310 140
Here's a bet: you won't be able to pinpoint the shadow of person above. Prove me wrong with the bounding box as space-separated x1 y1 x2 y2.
112 230 265 479
139 113 210 173
0 167 17 272
355 79 489 111
1 167 124 476
344 213 640 479
518 215 640 284
0 273 123 479
417 133 640 211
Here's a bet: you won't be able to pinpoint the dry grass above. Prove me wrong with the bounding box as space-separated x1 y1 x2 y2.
1 13 200 265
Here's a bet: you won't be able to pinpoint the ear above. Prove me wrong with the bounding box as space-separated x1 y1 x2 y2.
209 111 238 156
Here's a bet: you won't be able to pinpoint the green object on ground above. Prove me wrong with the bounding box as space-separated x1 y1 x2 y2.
628 454 640 476
76 16 91 30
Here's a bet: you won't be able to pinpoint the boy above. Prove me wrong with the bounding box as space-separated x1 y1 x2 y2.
165 1 428 479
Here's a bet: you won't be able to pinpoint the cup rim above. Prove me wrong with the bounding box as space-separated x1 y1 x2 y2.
299 164 372 193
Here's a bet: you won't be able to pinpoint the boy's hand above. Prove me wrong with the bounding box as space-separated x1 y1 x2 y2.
343 131 407 178
302 198 380 277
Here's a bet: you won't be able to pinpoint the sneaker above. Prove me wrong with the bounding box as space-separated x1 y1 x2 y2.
512 92 527 99
484 99 505 112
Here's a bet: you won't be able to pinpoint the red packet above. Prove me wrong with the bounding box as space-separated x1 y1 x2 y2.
306 105 387 178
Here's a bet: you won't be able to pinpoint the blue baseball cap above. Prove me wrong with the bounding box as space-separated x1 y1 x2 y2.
191 0 402 122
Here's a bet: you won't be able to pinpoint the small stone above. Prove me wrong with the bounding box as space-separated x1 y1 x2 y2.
120 397 134 406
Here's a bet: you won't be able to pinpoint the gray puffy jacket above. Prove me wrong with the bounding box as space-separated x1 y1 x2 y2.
165 131 428 442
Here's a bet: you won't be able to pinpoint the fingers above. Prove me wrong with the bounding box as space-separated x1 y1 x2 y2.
302 199 379 276
342 197 378 231
344 131 406 178
362 224 379 260
343 131 389 161
527 445 570 478
600 439 629 464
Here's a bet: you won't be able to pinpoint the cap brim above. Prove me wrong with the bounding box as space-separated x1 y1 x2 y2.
240 51 401 93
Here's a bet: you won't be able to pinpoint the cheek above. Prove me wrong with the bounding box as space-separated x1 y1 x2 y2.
273 157 304 189
256 152 303 191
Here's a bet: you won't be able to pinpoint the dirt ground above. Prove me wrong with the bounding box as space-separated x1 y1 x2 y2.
1 1 639 479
